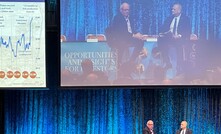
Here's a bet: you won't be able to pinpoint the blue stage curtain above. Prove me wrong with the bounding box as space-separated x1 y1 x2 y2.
4 89 221 134
60 0 221 41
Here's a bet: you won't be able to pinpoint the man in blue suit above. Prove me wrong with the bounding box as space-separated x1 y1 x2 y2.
158 3 191 75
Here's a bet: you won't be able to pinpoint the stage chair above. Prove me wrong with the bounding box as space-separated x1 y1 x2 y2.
96 34 106 41
86 34 106 42
60 35 67 42
86 34 96 39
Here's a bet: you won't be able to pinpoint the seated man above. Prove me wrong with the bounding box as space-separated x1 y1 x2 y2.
105 2 144 67
143 120 156 134
158 3 191 75
176 121 192 134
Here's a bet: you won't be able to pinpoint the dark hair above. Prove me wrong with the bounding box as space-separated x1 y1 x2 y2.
81 59 93 74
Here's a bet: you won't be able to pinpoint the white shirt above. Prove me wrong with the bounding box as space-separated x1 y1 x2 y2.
180 129 186 134
150 129 154 134
125 17 132 33
170 14 181 35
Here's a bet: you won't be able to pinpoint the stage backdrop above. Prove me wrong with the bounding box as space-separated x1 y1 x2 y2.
60 0 221 41
4 89 221 134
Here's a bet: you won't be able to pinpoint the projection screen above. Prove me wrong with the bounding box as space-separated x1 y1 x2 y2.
60 0 221 87
0 0 46 88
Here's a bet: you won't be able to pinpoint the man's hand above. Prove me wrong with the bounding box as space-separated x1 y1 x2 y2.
133 33 143 40
173 34 182 39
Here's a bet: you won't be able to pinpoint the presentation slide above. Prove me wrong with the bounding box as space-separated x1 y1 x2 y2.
60 1 221 87
0 0 46 88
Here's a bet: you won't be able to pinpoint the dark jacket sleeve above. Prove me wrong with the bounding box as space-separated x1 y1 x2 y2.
159 15 191 40
143 129 148 134
159 16 173 33
143 129 149 134
143 127 153 134
178 15 191 40
111 14 133 41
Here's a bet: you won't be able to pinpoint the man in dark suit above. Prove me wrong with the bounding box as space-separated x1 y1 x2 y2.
143 120 156 134
176 121 192 134
106 2 144 66
158 3 191 75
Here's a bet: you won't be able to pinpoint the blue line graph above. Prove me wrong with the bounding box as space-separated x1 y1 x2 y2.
0 1 46 88
0 17 33 57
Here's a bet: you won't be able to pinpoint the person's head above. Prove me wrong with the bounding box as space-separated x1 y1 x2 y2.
120 2 130 17
172 3 182 17
146 120 154 130
180 121 188 130
81 59 93 74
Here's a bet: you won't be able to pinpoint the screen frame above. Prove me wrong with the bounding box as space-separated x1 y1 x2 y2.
59 0 221 89
0 0 47 89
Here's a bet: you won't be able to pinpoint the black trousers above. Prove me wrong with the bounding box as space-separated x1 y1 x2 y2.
157 36 187 73
114 38 144 65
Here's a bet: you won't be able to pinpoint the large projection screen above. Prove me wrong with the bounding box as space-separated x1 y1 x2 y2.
60 0 221 86
0 0 46 88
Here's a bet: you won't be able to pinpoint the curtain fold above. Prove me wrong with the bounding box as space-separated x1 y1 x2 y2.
4 89 221 134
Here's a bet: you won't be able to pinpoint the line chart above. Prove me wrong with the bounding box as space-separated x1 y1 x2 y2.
0 17 33 57
0 1 46 88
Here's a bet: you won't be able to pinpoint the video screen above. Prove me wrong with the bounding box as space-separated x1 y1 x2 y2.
0 0 46 88
60 0 221 86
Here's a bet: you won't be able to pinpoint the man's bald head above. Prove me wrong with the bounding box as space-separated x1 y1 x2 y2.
120 2 130 17
180 121 188 129
172 3 182 17
146 120 154 130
